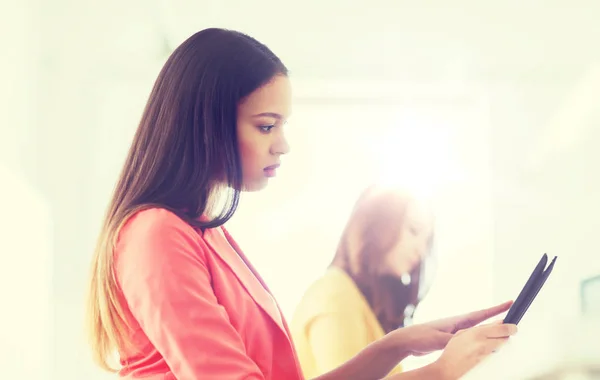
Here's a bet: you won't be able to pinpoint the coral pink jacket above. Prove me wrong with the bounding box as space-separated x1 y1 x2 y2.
113 208 304 380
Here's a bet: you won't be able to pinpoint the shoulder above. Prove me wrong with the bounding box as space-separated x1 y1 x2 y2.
115 207 207 269
120 207 197 240
296 268 365 317
118 207 205 250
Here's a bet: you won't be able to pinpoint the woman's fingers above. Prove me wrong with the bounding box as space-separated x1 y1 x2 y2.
479 323 518 339
433 321 516 379
454 301 514 331
452 322 516 339
427 301 514 334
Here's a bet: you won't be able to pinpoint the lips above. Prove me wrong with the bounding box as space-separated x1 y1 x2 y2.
263 163 280 178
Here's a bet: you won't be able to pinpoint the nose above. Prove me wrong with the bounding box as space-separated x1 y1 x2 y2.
271 131 290 156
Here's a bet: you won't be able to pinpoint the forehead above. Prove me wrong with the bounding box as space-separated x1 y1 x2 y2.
237 75 292 118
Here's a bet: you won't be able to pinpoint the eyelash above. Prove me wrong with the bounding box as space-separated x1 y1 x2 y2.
259 125 275 133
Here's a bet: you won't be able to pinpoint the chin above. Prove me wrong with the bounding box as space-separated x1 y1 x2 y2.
242 178 269 192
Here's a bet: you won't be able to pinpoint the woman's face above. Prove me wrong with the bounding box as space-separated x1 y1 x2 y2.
236 75 292 192
381 200 434 277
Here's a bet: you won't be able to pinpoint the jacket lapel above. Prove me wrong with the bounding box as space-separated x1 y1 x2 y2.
202 226 289 338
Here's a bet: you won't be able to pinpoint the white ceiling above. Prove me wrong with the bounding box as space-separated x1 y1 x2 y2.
35 0 599 177
152 0 600 172
156 0 600 81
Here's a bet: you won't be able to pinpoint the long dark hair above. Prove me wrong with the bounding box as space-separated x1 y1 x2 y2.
85 28 288 371
331 186 435 333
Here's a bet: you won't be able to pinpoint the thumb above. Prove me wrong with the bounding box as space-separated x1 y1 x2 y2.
477 319 505 327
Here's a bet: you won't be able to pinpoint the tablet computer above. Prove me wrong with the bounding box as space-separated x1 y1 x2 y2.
503 253 557 325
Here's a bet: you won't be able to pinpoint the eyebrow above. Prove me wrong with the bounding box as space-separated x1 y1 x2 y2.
252 112 284 120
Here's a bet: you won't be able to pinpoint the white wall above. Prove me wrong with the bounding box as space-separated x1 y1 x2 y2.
30 1 163 378
491 69 600 328
0 1 51 378
0 0 38 179
0 168 52 380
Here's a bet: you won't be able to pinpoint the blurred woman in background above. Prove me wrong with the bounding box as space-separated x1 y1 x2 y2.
291 186 436 378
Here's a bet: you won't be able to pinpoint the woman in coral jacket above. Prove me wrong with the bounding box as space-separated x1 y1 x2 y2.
85 28 517 380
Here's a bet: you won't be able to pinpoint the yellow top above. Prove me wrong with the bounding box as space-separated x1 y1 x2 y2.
290 267 403 379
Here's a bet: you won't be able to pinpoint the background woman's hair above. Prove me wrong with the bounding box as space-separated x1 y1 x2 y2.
331 186 435 333
85 28 288 371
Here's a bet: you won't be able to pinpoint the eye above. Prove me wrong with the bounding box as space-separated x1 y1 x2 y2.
259 125 275 133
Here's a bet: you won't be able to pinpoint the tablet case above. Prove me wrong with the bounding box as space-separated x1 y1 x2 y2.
503 253 557 325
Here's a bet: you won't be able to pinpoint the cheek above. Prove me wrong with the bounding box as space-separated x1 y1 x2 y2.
390 248 407 267
388 240 416 270
382 253 407 276
238 126 257 156
391 234 409 257
237 142 264 191
239 140 259 171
